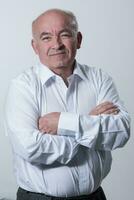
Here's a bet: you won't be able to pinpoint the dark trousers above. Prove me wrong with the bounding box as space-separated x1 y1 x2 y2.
17 186 107 200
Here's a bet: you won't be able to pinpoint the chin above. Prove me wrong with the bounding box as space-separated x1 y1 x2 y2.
51 62 68 69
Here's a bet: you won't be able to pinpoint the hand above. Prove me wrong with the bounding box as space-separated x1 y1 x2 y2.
89 101 119 115
38 112 61 134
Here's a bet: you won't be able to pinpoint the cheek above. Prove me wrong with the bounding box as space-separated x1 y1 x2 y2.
66 40 77 51
38 45 50 57
68 44 77 56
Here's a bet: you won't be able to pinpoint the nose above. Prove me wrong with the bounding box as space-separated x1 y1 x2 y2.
52 36 64 50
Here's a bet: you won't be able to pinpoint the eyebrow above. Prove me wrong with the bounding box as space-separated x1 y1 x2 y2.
39 29 73 39
39 32 52 39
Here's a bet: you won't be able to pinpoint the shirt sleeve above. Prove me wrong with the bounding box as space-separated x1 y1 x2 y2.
58 70 130 151
5 79 79 165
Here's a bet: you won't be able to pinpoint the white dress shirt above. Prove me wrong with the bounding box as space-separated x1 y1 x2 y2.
5 61 130 197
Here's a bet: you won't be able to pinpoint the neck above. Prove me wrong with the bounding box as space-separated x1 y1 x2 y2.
53 67 73 87
51 62 75 86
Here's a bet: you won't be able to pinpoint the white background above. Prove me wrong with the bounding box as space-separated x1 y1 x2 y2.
0 0 134 199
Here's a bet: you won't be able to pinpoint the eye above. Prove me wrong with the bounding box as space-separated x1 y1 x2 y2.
60 32 72 38
41 36 52 42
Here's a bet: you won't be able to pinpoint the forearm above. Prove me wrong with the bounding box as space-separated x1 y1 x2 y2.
58 110 130 151
5 118 79 165
57 70 131 151
5 80 79 165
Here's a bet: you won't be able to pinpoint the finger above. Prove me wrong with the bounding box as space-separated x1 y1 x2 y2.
95 103 114 113
39 126 44 132
39 123 44 130
38 117 43 129
40 129 44 133
96 102 115 109
100 105 118 114
40 128 48 133
96 101 114 109
89 102 117 115
38 117 47 129
113 108 120 114
113 110 119 115
102 108 120 114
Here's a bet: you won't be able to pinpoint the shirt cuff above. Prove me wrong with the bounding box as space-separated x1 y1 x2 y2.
58 112 79 137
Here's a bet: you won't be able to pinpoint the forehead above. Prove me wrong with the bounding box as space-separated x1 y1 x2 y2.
34 12 72 34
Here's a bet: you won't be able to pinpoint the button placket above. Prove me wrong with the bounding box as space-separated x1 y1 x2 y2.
55 77 68 111
66 77 75 112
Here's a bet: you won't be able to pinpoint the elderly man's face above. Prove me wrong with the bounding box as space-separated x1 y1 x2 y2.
32 12 82 71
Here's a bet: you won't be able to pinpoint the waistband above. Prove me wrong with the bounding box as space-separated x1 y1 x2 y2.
17 186 104 200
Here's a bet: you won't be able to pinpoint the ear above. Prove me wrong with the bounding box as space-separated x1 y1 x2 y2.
31 39 39 55
77 32 82 49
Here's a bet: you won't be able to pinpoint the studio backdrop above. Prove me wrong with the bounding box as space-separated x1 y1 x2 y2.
0 0 133 199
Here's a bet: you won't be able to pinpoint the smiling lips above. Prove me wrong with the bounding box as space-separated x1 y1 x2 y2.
48 50 66 56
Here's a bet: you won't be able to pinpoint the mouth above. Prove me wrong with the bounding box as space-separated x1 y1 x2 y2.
49 51 66 56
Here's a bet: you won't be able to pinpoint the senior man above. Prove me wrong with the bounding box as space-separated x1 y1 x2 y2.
5 8 130 200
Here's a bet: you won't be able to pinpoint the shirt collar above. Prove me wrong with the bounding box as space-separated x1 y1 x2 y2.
38 63 56 85
73 61 87 81
38 61 86 85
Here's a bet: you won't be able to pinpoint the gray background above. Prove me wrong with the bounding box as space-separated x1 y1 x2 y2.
0 0 133 199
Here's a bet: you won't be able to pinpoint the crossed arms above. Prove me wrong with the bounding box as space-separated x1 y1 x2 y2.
39 102 119 134
5 74 130 165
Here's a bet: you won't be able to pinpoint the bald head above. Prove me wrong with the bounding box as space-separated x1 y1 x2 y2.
32 9 78 39
31 8 82 71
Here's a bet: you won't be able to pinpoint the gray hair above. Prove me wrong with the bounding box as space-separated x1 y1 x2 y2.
32 8 79 38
